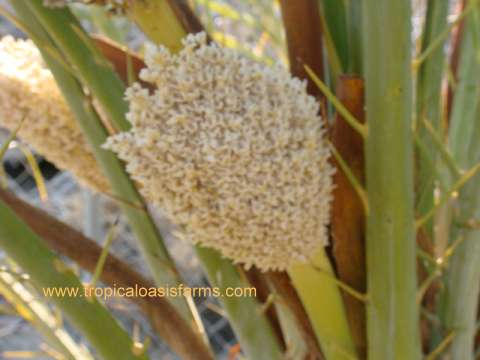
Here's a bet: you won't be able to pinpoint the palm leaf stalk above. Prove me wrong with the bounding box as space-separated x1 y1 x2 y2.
288 251 357 359
330 76 367 358
414 0 454 351
446 0 469 120
411 5 451 350
415 0 450 237
266 272 324 358
442 129 480 360
0 201 148 360
363 0 420 359
265 275 319 359
196 248 283 360
445 5 480 170
312 3 369 354
345 0 362 74
279 0 325 101
318 0 349 73
440 5 480 358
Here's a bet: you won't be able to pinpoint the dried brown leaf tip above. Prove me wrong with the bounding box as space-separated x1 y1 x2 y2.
0 36 109 192
104 32 334 271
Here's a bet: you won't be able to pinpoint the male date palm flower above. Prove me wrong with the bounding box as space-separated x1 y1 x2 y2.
104 32 334 271
0 36 109 192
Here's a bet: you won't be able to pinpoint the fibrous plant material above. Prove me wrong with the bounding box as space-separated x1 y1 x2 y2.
104 32 334 271
0 36 109 192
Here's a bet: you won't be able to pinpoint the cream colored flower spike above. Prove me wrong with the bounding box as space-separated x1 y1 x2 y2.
104 32 334 271
0 36 109 192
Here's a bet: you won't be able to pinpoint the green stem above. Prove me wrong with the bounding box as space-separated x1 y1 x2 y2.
415 0 450 235
416 0 449 125
288 249 357 360
305 65 367 138
318 0 349 72
443 218 480 360
413 0 479 68
26 1 129 132
91 220 117 288
362 1 420 359
270 292 310 359
442 166 480 360
447 7 480 170
416 163 480 229
346 0 362 74
441 7 480 357
196 247 283 360
0 201 147 360
421 118 461 179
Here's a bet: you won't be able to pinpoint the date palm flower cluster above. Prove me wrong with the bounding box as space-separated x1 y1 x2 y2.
0 36 109 192
104 32 334 271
